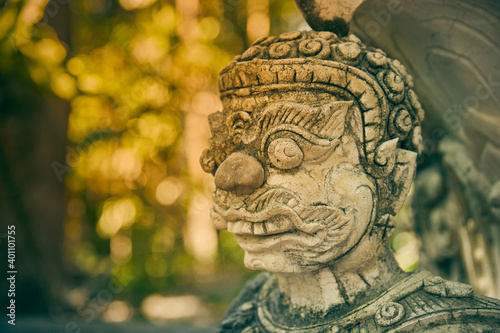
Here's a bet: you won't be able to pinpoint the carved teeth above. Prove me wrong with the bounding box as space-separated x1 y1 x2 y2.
287 198 299 208
264 216 293 235
227 217 293 235
253 223 266 235
227 221 253 234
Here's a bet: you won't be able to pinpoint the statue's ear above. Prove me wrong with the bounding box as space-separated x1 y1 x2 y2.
378 149 417 216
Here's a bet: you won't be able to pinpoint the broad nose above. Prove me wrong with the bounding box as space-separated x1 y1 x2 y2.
214 152 265 195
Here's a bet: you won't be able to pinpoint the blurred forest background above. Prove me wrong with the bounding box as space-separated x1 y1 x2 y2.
0 0 419 329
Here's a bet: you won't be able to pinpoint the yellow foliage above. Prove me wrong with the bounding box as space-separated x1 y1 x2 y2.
97 197 142 238
119 0 157 11
36 38 67 63
51 72 76 99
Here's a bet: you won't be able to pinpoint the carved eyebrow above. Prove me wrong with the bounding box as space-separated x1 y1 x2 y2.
258 101 351 141
260 124 332 153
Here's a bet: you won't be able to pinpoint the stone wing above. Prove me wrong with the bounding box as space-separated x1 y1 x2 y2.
349 0 500 298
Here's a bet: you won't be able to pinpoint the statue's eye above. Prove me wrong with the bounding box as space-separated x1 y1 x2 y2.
268 138 304 169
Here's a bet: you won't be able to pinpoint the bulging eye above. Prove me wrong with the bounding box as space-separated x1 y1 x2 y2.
268 138 304 169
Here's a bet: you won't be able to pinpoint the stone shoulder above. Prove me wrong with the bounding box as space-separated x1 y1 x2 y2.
385 289 500 332
219 272 271 333
347 273 500 332
218 271 500 332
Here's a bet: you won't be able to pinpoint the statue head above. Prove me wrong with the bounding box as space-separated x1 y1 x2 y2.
200 31 424 274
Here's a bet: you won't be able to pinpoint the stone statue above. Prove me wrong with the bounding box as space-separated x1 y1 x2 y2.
200 3 500 332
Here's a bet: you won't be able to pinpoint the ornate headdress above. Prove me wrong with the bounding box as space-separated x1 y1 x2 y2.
212 30 425 179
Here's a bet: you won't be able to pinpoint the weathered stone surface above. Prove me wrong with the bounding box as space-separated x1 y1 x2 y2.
200 30 500 332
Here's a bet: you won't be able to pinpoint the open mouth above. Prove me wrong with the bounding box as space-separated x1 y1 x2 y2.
233 230 329 253
210 204 298 235
211 188 349 237
226 215 294 235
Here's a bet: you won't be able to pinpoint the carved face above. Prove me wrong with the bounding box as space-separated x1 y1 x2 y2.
202 31 423 274
206 92 378 273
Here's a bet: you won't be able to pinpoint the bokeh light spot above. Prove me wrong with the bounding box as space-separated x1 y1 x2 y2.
111 234 133 264
141 294 209 322
132 36 167 64
119 0 157 11
52 72 77 99
97 198 140 238
36 38 67 63
103 301 133 323
78 74 103 93
155 178 182 206
67 57 86 76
